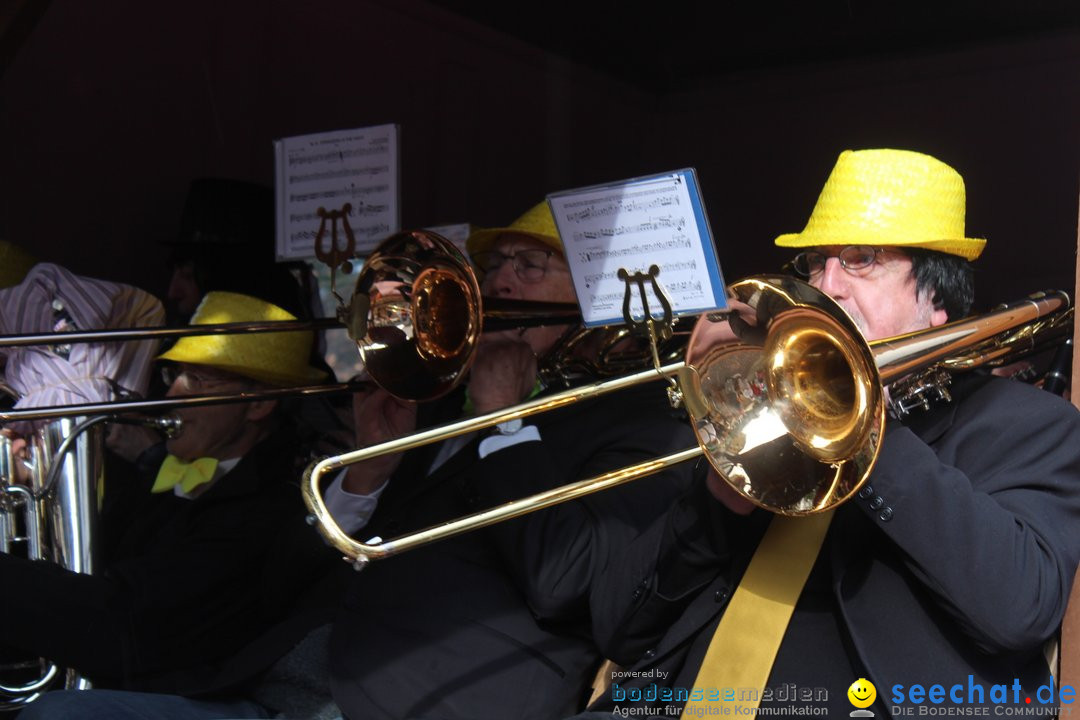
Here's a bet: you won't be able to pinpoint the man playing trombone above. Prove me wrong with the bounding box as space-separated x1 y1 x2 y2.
570 149 1080 718
321 202 697 720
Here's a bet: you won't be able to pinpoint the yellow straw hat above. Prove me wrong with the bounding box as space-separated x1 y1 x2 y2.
775 149 986 261
0 240 37 289
466 201 563 259
159 291 326 386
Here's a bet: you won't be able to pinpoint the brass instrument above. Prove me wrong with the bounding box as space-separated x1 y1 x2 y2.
680 277 1070 514
302 273 1071 568
0 413 181 709
342 230 579 400
0 313 364 424
1 416 103 708
0 381 363 424
0 317 344 349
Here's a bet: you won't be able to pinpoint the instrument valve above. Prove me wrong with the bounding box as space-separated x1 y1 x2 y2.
889 368 952 419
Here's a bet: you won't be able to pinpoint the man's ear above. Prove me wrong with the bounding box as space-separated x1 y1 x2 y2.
244 398 278 423
922 288 949 328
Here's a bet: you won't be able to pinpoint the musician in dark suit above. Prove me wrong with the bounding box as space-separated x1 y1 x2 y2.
323 202 696 720
10 292 338 719
570 149 1080 718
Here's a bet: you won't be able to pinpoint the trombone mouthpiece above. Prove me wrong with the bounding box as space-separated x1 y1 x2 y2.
153 415 183 438
111 414 184 438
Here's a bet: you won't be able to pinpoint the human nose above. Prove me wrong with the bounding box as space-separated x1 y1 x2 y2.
481 258 520 298
165 380 183 398
811 256 849 300
165 374 192 398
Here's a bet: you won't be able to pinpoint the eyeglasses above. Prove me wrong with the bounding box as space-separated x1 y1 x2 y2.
791 246 891 278
160 365 248 392
472 249 554 283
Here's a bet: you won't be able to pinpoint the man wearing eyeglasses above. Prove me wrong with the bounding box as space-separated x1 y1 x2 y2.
9 291 340 720
567 149 1080 718
789 244 962 340
323 203 695 720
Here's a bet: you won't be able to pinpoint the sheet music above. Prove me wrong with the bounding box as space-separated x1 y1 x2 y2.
274 124 401 261
548 170 726 327
425 222 472 257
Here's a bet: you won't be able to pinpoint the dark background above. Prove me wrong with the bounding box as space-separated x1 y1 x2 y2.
0 0 1077 312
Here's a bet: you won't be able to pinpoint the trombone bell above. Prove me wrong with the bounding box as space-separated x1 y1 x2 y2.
686 276 883 516
351 232 482 401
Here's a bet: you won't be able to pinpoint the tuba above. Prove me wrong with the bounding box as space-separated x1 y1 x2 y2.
0 411 181 709
0 414 104 708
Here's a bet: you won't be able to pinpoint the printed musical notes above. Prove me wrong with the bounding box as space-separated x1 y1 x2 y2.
274 124 401 261
548 169 727 327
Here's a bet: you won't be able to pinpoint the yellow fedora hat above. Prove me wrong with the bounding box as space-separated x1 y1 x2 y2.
775 149 986 261
466 201 563 259
0 240 37 289
159 291 326 387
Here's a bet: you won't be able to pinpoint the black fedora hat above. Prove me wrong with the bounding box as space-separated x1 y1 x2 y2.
171 177 274 249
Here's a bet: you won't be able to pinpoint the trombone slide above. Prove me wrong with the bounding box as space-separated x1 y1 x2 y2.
302 363 685 566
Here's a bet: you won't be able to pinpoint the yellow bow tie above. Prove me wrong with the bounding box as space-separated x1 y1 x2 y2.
152 455 219 494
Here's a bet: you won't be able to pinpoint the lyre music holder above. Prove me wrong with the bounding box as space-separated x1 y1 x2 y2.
314 204 356 298
313 204 367 341
617 265 682 407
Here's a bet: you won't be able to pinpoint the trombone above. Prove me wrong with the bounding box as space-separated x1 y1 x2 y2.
302 254 1072 568
0 317 344 349
0 313 359 424
0 381 365 424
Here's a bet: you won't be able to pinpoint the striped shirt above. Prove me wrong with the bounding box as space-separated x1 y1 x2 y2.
0 263 164 433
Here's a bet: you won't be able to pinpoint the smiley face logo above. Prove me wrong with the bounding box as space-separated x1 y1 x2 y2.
848 678 877 709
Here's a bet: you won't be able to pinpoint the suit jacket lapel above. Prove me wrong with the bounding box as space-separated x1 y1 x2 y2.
386 432 482 509
368 435 482 535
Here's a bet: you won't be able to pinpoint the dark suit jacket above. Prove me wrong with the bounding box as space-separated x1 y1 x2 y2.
0 425 339 693
329 379 697 720
578 373 1080 714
